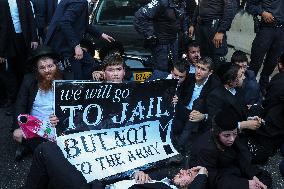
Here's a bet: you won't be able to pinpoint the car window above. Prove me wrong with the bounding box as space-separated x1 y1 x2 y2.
96 0 144 25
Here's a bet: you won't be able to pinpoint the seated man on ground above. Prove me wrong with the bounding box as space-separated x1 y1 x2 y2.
173 57 220 154
26 53 208 189
206 63 264 131
231 50 262 105
93 41 132 81
147 60 188 98
190 107 272 189
109 166 208 189
12 46 63 161
185 41 201 74
247 52 284 164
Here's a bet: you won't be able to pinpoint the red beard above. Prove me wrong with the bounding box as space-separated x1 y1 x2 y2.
37 68 62 91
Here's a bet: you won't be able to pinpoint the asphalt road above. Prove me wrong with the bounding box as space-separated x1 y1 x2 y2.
0 107 284 189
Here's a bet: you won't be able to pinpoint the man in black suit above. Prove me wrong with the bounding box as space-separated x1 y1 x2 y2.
190 107 272 189
0 0 38 109
45 0 114 79
246 52 284 164
206 63 263 131
26 140 208 189
147 60 188 98
30 0 58 43
260 52 284 138
173 57 221 153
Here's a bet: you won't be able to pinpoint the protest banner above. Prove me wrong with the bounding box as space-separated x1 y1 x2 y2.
54 79 179 183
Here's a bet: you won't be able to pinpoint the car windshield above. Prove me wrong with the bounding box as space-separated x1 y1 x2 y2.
96 0 144 25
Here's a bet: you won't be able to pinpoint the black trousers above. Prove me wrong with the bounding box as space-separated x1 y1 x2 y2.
3 33 30 102
250 26 284 82
195 21 228 68
26 142 104 189
151 40 178 72
0 65 18 102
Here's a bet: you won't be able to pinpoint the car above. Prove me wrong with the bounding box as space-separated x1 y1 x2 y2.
90 0 153 81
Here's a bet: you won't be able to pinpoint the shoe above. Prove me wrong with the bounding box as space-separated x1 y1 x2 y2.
15 145 28 161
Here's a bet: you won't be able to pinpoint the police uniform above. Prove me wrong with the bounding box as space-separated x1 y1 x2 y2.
191 0 236 67
246 0 284 95
134 0 189 72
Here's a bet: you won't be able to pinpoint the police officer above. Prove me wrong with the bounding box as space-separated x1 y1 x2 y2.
134 0 190 72
246 0 284 95
188 0 237 68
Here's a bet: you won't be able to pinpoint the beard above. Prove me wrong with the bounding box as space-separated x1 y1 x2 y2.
37 68 62 91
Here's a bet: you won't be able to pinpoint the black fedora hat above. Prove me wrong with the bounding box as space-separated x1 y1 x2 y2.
214 106 241 131
27 46 61 65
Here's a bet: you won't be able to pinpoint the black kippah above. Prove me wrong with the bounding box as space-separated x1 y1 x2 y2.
214 106 240 131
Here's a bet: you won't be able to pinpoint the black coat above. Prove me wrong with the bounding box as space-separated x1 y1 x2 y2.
173 74 221 134
206 85 247 125
45 0 102 58
182 73 221 110
258 72 284 138
12 74 39 130
0 0 38 57
190 130 271 189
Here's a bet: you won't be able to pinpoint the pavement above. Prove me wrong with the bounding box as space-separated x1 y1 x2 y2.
0 106 284 189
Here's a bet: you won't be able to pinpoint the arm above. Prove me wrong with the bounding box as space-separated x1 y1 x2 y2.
58 1 87 50
133 0 162 38
216 0 236 33
0 2 8 58
26 0 39 48
87 24 115 42
206 90 223 125
246 0 263 16
86 24 103 39
188 3 198 37
13 75 34 130
194 148 219 187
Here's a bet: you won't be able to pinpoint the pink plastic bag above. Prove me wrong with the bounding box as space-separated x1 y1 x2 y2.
18 114 41 139
18 114 56 142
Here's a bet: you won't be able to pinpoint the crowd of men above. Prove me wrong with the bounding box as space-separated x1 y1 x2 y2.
0 0 284 189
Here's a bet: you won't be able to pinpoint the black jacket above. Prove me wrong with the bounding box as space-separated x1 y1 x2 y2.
243 70 262 105
206 85 247 125
191 0 236 32
0 0 38 57
45 0 102 58
134 0 188 43
257 72 284 138
190 130 271 189
12 74 39 130
182 73 221 111
173 74 221 134
246 0 284 23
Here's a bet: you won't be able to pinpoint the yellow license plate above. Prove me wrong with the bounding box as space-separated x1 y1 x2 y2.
133 72 152 81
